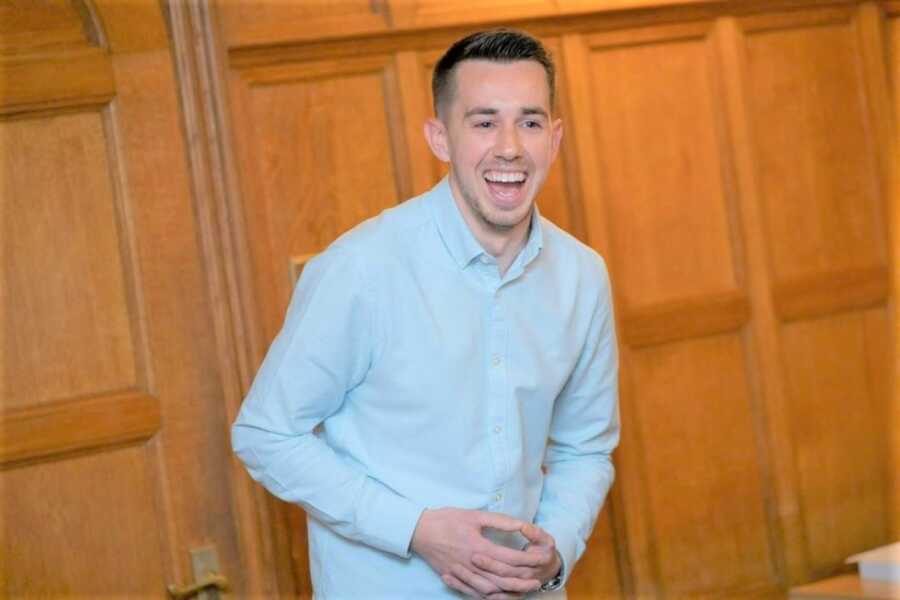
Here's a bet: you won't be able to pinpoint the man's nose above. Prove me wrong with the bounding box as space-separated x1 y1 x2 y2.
494 125 523 160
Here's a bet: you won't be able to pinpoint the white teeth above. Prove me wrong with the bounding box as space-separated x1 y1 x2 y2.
484 171 526 183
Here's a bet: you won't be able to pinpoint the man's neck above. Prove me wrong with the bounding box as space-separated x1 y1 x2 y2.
449 191 531 277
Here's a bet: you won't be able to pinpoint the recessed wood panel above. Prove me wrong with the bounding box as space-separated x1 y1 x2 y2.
743 19 884 284
585 28 740 308
781 308 891 577
630 334 776 594
1 444 165 595
1 110 138 409
232 58 403 335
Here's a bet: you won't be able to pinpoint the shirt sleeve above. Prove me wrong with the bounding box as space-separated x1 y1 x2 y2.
231 246 426 558
533 256 620 586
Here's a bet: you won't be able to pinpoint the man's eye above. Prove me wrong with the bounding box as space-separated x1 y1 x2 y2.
475 121 493 128
523 120 542 129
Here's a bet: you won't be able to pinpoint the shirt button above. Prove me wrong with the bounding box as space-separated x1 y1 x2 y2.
493 425 502 434
491 356 502 367
494 493 503 502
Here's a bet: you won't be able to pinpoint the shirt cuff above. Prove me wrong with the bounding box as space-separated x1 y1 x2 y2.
358 481 427 558
534 519 579 588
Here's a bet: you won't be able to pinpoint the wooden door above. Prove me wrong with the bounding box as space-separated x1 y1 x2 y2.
1 2 258 595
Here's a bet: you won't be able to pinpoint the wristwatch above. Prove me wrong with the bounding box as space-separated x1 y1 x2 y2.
539 555 563 593
539 570 562 592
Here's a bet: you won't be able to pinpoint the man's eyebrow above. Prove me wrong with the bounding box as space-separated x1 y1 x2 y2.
522 106 549 117
463 107 498 118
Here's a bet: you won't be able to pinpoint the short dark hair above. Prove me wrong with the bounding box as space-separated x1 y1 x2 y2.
432 28 556 116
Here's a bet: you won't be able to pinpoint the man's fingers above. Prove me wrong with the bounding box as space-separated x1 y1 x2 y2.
451 564 503 597
472 553 536 579
520 523 552 545
441 574 481 598
476 511 527 532
483 543 544 567
478 570 541 594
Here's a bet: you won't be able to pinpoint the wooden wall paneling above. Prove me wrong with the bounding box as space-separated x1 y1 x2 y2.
781 310 891 572
395 50 437 196
737 4 893 580
2 110 138 407
884 0 900 539
0 50 114 116
3 0 249 594
229 54 407 341
866 0 900 540
560 32 640 599
576 19 782 597
390 0 558 31
228 51 415 597
165 1 283 596
220 0 392 50
716 14 808 586
0 0 95 53
741 6 886 284
108 41 245 593
2 446 167 595
2 392 159 466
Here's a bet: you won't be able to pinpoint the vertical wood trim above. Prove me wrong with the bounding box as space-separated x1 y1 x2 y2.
856 0 900 537
715 15 809 585
164 0 280 595
394 50 435 196
560 32 649 598
382 59 414 202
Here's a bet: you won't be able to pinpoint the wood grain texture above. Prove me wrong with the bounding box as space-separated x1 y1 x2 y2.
230 55 404 340
742 10 885 284
781 308 891 579
1 110 139 409
165 2 285 595
867 1 900 541
1 445 166 596
583 23 742 309
0 391 160 467
716 14 809 585
773 265 890 321
0 49 114 115
886 0 900 542
0 0 93 54
109 43 244 588
629 333 778 596
567 505 623 599
221 0 390 49
623 291 750 347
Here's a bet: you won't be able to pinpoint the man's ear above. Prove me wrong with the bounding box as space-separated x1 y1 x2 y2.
424 117 450 163
550 118 563 163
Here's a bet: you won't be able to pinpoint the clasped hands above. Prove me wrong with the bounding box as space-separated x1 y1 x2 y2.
411 507 561 599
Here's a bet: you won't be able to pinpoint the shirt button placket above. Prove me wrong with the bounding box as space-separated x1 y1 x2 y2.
487 291 507 509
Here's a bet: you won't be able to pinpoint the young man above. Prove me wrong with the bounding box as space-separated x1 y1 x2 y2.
232 29 619 599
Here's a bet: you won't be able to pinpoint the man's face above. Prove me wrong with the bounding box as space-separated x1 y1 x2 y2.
427 59 563 235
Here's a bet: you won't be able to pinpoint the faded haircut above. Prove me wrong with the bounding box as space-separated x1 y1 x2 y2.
432 28 556 117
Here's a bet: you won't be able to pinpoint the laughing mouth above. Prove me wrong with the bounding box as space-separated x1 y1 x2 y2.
483 170 528 206
484 170 527 184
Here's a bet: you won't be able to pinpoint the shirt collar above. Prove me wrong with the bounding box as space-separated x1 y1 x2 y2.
430 176 544 270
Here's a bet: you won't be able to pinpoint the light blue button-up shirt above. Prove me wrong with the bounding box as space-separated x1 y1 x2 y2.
232 178 619 598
